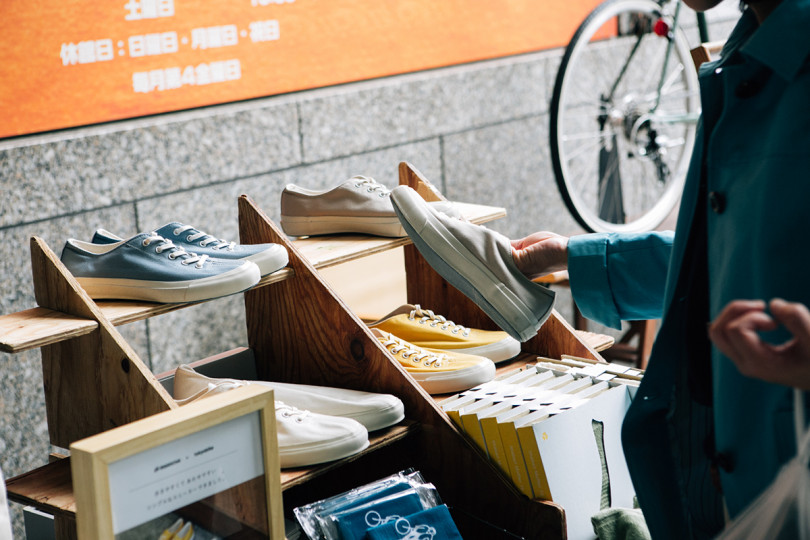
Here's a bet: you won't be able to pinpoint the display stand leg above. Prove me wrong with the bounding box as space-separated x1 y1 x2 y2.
30 237 174 448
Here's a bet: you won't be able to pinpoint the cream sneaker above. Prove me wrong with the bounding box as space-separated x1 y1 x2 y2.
371 329 496 394
172 365 405 431
368 304 521 363
280 176 461 237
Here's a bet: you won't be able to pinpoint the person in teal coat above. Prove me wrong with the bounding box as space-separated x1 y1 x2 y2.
512 0 810 537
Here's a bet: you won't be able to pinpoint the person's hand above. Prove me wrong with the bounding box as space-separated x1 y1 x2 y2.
510 231 569 279
708 298 810 389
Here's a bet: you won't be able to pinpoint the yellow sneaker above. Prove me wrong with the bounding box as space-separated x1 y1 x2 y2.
368 304 521 362
174 521 194 540
158 518 184 540
371 329 495 394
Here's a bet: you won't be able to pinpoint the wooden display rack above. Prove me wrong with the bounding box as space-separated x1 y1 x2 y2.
1 162 603 539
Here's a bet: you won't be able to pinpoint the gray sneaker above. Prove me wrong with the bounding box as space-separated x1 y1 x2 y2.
280 176 460 237
60 233 261 303
91 222 288 277
390 186 556 342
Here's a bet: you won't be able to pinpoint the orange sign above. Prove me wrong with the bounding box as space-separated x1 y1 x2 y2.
0 0 601 139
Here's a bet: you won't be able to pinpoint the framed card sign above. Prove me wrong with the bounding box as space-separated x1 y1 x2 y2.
70 384 283 539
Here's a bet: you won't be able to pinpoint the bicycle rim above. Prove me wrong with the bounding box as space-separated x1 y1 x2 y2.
550 0 699 233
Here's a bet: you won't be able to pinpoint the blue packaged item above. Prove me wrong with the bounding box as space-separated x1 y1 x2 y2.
334 490 425 540
366 504 463 540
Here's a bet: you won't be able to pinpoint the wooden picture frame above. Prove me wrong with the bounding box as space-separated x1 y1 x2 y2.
69 385 284 539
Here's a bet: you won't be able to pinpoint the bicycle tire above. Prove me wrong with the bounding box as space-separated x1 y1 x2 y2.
550 0 699 233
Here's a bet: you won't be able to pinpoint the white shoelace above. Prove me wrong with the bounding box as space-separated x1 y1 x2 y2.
173 224 236 251
408 304 470 337
352 175 391 198
276 401 310 423
142 233 209 269
380 332 447 367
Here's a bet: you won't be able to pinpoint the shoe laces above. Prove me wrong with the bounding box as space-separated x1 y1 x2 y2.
408 304 470 337
352 176 391 198
172 224 236 251
380 332 447 368
275 401 310 423
142 233 209 268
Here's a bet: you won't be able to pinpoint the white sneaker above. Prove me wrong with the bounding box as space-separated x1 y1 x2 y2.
274 401 369 468
171 366 369 467
173 365 405 431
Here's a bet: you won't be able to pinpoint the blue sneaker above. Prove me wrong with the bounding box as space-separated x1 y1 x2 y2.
61 233 261 303
91 222 288 277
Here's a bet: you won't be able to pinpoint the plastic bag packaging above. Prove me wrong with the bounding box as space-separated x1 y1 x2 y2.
716 389 810 540
326 485 442 540
293 469 429 539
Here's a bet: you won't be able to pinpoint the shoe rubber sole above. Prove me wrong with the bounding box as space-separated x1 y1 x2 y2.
76 262 261 303
245 244 289 276
279 432 370 468
280 215 407 238
443 338 522 363
392 188 549 342
409 359 496 395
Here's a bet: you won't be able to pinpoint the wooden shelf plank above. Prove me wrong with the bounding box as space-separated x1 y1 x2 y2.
279 421 417 490
6 458 75 518
0 202 503 355
295 202 506 270
6 422 417 518
0 307 98 354
0 268 294 354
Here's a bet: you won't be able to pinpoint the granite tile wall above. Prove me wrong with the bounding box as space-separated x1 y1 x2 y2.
0 4 740 536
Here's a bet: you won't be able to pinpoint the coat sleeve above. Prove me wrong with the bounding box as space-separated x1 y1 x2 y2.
567 231 674 329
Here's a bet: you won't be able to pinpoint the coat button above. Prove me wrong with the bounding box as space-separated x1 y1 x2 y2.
708 191 726 214
716 452 735 473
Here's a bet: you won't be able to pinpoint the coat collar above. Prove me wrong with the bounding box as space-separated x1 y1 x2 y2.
720 0 810 82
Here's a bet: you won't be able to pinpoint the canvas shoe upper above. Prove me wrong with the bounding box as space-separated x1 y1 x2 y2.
92 222 288 277
280 175 461 238
60 233 261 303
173 364 405 431
371 329 496 395
390 186 556 342
368 303 521 363
171 367 369 468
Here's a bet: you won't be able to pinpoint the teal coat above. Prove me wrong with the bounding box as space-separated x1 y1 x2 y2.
567 3 810 538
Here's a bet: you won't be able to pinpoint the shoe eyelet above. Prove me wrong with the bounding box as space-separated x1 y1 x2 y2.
412 358 420 363
378 193 385 197
452 329 459 334
168 253 177 260
430 322 438 327
187 235 194 242
295 417 304 423
142 239 150 247
195 263 204 269
281 411 291 418
401 352 410 359
173 228 181 235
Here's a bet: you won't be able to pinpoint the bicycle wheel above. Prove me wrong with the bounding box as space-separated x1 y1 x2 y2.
550 0 699 233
